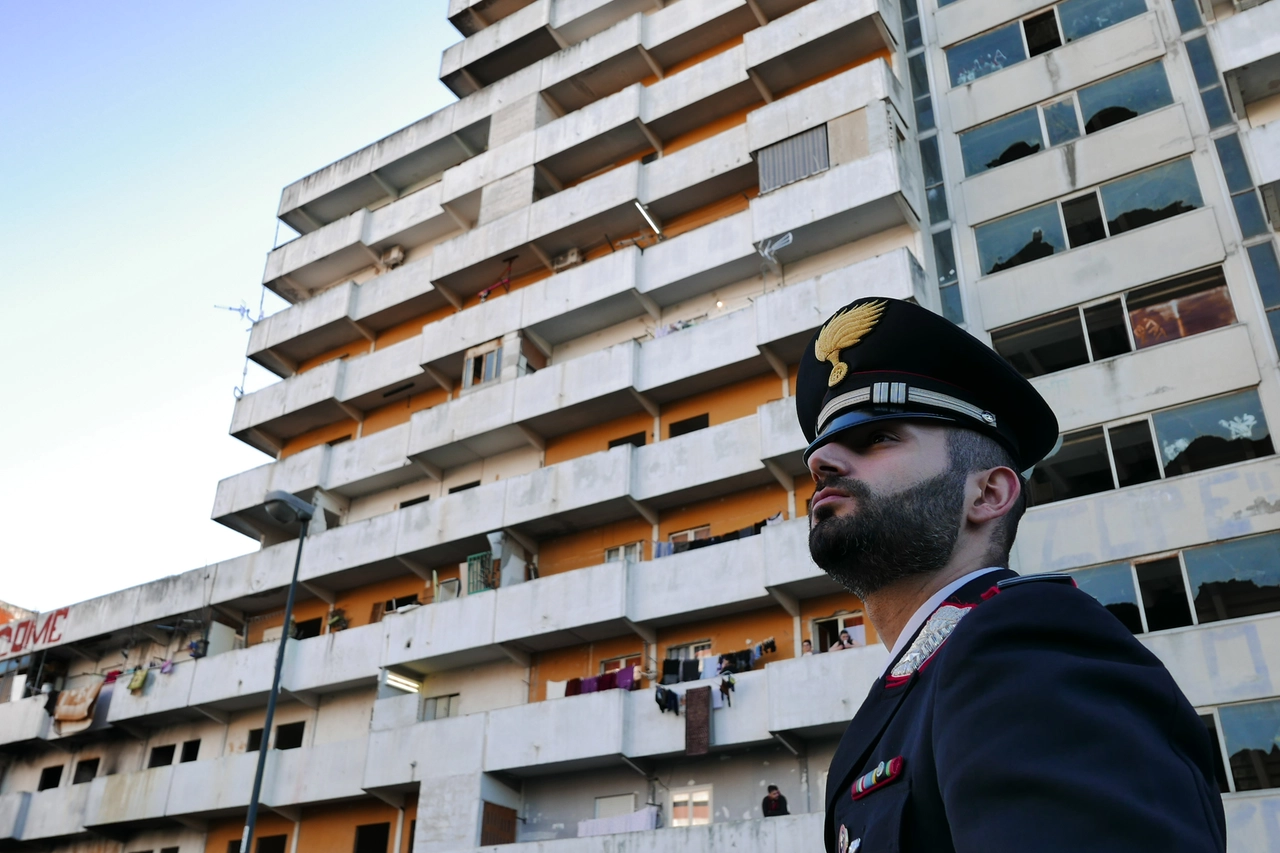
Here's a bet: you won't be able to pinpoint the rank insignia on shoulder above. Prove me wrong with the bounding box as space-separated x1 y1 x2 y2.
851 756 904 800
888 604 972 680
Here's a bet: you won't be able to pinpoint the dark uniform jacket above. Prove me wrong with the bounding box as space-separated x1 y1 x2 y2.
825 570 1227 853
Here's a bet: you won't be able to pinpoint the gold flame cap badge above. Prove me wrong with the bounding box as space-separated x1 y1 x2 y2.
813 300 887 387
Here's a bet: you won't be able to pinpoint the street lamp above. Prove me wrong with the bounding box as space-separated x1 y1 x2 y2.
239 490 317 853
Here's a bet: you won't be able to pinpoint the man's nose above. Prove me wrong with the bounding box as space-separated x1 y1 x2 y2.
806 440 850 482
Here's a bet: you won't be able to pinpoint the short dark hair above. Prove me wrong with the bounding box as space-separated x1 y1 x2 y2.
767 785 779 792
946 428 1028 566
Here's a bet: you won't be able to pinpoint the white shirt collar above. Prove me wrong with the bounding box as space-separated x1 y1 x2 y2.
885 567 1007 666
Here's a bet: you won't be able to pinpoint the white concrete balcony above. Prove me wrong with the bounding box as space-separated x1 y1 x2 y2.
276 106 488 236
364 714 486 792
382 573 503 672
961 104 1195 227
229 356 346 455
286 622 384 695
14 783 94 841
1210 0 1280 115
249 259 444 379
1142 612 1280 709
106 655 200 727
485 688 628 773
0 694 52 749
187 638 281 711
166 751 259 816
449 0 539 36
84 765 172 828
441 0 563 96
629 530 775 625
1224 791 1280 852
744 0 900 99
935 0 1052 47
751 147 922 265
270 737 369 806
0 791 27 842
1014 456 1280 573
977 208 1226 330
626 669 773 757
634 415 775 509
495 561 629 650
1032 324 1259 433
213 444 330 539
642 44 759 143
947 12 1165 132
1246 121 1280 221
767 645 887 736
514 811 824 853
264 183 458 303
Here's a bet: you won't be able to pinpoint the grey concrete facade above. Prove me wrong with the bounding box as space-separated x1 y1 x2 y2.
5 0 1280 850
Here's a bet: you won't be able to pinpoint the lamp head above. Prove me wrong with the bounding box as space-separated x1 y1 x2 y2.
264 490 317 525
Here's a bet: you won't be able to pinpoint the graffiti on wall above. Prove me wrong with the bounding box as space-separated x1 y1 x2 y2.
0 608 69 660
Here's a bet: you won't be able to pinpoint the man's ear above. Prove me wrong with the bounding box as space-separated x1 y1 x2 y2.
966 466 1021 526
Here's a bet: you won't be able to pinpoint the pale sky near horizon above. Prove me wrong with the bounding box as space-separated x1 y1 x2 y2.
0 2 457 611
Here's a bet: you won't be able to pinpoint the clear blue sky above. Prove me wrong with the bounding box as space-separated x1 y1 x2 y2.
0 1 456 611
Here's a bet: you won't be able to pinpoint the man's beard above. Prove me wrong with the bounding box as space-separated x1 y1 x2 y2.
808 465 968 599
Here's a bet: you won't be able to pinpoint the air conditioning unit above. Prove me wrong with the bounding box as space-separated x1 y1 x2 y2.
552 247 584 272
380 245 405 268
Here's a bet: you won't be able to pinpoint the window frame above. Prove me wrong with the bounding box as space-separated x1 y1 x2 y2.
1197 698 1280 795
668 784 714 827
604 541 645 563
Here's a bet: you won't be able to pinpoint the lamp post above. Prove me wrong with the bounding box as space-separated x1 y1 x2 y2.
239 490 317 853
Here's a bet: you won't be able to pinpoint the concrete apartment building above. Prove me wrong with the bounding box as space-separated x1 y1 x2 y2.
4 0 1280 848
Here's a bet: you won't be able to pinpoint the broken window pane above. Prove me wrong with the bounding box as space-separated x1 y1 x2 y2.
1184 532 1280 623
1028 427 1113 503
991 308 1090 378
1153 389 1273 477
1023 10 1062 56
976 202 1066 275
1248 242 1280 308
1127 268 1234 349
1107 421 1160 487
1135 557 1193 631
1062 193 1107 247
1072 562 1143 633
1043 98 1081 146
1217 699 1280 792
1083 299 1131 359
1100 157 1203 235
1057 0 1146 41
1215 134 1254 194
947 23 1027 86
1077 62 1174 134
959 108 1043 176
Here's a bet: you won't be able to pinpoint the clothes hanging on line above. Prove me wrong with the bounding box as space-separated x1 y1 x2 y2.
615 666 635 691
699 656 719 680
661 659 681 685
546 680 569 700
680 659 701 682
720 674 736 707
655 686 679 715
566 678 582 696
581 676 599 694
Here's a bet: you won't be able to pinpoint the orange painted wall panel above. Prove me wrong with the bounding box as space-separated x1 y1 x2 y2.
336 574 429 630
375 305 455 350
543 411 652 467
246 598 330 646
529 635 644 701
660 372 779 437
656 606 794 662
360 386 450 439
279 419 358 459
296 342 371 376
536 516 653 576
658 483 788 540
799 591 876 646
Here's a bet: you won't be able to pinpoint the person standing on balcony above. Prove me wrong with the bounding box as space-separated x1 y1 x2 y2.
795 297 1225 853
762 785 789 817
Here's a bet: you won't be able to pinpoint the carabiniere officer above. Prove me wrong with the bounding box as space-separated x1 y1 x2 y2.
797 297 1226 852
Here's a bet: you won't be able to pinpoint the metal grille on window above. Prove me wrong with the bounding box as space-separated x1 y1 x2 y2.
757 125 829 194
467 551 498 594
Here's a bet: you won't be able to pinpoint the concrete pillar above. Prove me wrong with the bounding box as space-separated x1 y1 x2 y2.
488 93 559 149
479 167 536 225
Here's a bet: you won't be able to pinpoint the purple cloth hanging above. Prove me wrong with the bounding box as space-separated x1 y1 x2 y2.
581 676 599 693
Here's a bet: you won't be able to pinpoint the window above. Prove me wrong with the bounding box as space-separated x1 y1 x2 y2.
669 526 711 545
385 594 420 614
959 62 1172 177
400 494 430 509
1186 36 1234 129
976 158 1202 275
595 793 637 819
354 823 391 853
422 693 460 721
1032 390 1272 505
605 542 644 562
601 655 642 675
148 744 176 768
946 0 1144 86
1215 134 1270 239
160 848 179 853
37 765 63 791
666 641 713 661
180 739 200 763
247 728 264 752
757 125 829 194
669 414 709 438
993 268 1233 378
292 617 322 640
608 432 646 449
1072 530 1280 634
1200 714 1232 793
275 721 305 750
1250 243 1280 350
908 53 934 131
920 136 949 224
1153 389 1273 476
467 551 498 594
256 836 287 853
462 341 503 390
670 786 712 826
72 758 99 785
1217 699 1280 791
449 481 481 494
814 613 868 651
